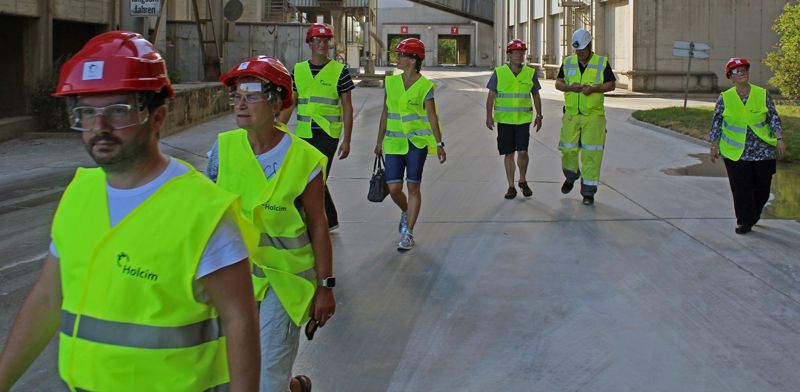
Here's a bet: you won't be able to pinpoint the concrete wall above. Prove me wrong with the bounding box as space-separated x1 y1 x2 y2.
378 1 493 67
166 21 312 83
162 83 232 138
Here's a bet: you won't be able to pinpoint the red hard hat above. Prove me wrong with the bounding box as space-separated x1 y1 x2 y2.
306 23 334 43
725 58 750 79
394 38 425 59
507 39 527 52
219 56 294 110
53 31 173 98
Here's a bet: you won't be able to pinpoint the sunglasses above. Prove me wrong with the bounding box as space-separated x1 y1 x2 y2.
305 317 319 340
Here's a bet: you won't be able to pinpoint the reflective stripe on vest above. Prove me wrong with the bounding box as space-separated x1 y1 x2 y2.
719 84 774 161
383 74 441 155
61 310 223 349
295 60 345 138
494 65 535 125
253 264 316 282
563 54 607 116
64 380 231 392
52 166 251 391
581 144 604 151
217 128 325 325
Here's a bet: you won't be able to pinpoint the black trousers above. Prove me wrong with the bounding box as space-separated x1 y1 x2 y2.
304 128 340 227
723 158 776 227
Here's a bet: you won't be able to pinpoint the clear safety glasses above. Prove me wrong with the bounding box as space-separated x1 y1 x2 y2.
68 97 149 132
230 82 267 106
730 68 749 75
309 37 331 45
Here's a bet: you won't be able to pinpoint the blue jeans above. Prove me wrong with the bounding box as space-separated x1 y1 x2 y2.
385 141 428 184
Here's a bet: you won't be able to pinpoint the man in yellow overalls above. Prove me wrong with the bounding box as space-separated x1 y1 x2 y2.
0 32 260 392
554 29 617 205
279 23 354 231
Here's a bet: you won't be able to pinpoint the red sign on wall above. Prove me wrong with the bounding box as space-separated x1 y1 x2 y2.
401 26 408 34
451 26 459 34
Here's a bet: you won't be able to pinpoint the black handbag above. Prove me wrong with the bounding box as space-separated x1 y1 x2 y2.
368 153 390 202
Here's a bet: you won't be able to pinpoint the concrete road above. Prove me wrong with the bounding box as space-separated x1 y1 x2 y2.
1 68 798 391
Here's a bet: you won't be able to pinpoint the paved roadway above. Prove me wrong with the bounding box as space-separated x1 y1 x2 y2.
1 68 799 391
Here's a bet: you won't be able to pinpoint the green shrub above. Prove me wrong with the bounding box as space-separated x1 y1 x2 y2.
765 3 800 102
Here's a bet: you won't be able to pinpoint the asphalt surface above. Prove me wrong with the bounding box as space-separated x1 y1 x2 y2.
1 68 799 391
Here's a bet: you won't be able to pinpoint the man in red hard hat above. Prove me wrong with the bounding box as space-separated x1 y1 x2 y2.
278 23 354 233
0 31 261 392
486 39 543 199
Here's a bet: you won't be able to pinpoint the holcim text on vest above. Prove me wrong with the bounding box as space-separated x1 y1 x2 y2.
117 252 158 281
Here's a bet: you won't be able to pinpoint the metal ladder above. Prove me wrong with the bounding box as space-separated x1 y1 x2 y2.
191 0 223 79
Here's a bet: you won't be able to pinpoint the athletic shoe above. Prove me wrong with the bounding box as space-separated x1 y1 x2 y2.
583 196 594 205
519 181 532 197
504 187 517 199
561 180 575 194
398 231 414 250
399 212 408 234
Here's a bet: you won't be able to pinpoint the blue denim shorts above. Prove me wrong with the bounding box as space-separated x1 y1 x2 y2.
385 142 428 184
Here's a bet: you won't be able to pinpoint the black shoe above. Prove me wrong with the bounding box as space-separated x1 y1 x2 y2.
582 196 594 205
735 225 752 234
328 222 340 231
504 187 517 199
561 180 575 194
519 181 532 197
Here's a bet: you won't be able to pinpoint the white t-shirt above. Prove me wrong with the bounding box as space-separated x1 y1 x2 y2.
206 132 323 184
49 157 249 280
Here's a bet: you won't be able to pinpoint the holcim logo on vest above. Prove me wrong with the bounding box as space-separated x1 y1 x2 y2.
261 202 288 212
320 81 332 87
116 252 158 281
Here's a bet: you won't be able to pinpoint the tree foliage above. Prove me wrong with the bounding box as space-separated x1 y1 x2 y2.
765 2 800 102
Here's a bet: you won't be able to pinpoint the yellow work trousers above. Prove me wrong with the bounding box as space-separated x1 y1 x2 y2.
558 113 606 195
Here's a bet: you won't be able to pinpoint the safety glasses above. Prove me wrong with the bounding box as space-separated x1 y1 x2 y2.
309 37 331 45
396 52 413 59
230 82 267 105
730 68 749 75
68 97 149 132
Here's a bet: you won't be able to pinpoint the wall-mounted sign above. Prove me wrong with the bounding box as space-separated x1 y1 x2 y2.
401 26 408 34
451 26 459 34
131 0 163 17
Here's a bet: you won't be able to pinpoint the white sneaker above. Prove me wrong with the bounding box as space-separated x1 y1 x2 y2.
397 231 414 250
399 212 408 234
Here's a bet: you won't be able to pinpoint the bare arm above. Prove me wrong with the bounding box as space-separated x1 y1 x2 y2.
0 254 62 392
200 259 260 392
555 78 583 93
277 91 298 124
299 174 335 327
374 95 389 155
485 91 495 130
532 93 543 132
425 98 446 164
338 91 354 159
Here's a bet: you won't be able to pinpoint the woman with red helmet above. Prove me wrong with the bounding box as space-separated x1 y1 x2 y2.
209 56 335 392
374 38 446 250
710 57 788 234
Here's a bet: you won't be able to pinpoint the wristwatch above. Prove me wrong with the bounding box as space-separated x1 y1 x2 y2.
777 137 785 141
436 142 445 147
317 277 336 288
536 114 544 119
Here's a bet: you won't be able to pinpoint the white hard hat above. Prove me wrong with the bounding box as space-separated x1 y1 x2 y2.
571 29 592 50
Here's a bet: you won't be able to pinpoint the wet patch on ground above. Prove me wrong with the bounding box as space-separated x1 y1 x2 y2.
665 153 799 222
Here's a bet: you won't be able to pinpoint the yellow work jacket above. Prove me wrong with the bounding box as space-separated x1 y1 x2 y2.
562 53 608 116
53 164 257 392
217 125 326 326
720 84 775 161
384 74 441 155
494 65 535 125
295 60 345 138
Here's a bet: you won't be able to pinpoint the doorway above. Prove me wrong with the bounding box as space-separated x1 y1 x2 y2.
437 35 469 65
387 34 420 64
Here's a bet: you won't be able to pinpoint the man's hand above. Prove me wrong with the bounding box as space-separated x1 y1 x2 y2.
437 146 446 164
337 141 350 159
374 144 383 156
571 82 583 92
533 117 542 132
581 85 594 96
486 115 494 130
312 288 336 327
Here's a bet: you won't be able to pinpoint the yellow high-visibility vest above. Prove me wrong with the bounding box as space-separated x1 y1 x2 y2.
384 74 441 155
562 53 608 116
295 60 345 138
53 163 257 392
720 84 775 161
217 125 327 326
494 65 535 125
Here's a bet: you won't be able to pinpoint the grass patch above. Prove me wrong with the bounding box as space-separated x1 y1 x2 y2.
632 105 800 162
